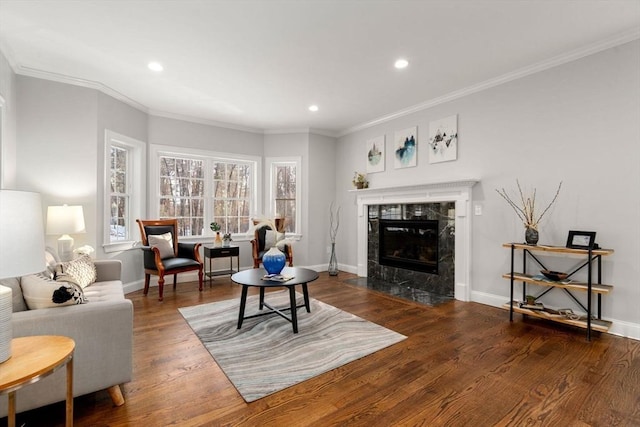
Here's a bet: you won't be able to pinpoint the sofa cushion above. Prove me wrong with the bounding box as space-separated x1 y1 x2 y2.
0 277 27 312
21 272 87 310
56 254 97 288
148 232 175 259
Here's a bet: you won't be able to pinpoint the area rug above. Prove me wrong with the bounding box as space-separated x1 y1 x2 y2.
178 291 407 402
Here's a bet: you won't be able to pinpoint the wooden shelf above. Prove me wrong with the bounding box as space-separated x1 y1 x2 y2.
502 273 613 294
502 243 614 256
502 302 611 333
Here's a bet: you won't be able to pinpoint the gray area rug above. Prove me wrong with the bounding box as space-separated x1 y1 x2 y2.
179 290 407 402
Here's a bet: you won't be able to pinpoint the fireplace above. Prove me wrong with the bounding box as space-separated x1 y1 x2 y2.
354 180 478 301
379 219 439 274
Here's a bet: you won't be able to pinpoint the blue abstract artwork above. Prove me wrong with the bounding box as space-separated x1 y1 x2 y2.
394 127 417 168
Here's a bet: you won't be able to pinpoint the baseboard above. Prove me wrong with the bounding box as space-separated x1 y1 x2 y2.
471 290 640 341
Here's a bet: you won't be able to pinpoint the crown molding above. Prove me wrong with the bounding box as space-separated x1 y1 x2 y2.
338 28 640 137
264 127 337 138
14 65 149 113
147 109 264 134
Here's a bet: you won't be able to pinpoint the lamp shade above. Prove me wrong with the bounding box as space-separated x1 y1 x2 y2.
46 205 86 235
0 190 46 279
0 190 46 363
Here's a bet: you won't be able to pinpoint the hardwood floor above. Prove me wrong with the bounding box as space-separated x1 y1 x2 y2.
6 272 640 426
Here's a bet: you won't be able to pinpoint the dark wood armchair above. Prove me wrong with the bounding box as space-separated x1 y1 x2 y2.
250 224 293 268
136 219 203 301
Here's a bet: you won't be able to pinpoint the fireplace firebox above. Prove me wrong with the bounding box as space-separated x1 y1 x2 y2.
379 219 439 274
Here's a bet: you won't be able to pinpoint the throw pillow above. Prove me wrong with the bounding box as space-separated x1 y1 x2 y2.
148 232 175 259
264 230 285 250
55 254 97 289
21 272 87 310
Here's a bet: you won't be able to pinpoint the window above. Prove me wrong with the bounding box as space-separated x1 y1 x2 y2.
109 146 129 241
212 161 252 234
151 145 260 238
159 156 205 236
104 130 146 252
266 157 301 235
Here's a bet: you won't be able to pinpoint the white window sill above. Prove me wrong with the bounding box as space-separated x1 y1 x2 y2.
103 241 140 253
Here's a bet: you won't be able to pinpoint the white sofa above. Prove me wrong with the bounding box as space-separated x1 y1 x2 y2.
0 259 133 418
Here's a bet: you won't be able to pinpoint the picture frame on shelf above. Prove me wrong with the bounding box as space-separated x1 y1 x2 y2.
566 230 596 249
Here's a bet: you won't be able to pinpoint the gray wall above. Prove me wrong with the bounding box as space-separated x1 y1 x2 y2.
336 40 640 336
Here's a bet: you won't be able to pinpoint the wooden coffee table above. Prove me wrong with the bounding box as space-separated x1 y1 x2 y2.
0 335 75 427
231 267 320 333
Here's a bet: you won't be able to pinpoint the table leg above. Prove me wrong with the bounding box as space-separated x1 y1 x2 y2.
288 285 298 333
259 288 265 310
8 391 16 427
302 283 310 312
237 285 248 329
66 356 74 427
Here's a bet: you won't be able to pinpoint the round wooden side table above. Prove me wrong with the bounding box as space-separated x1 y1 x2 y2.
0 335 75 427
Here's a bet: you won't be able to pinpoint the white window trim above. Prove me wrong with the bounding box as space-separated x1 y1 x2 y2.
265 156 302 238
103 130 146 253
149 144 261 242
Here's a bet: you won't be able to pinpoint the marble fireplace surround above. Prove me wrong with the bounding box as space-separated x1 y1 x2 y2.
355 179 478 302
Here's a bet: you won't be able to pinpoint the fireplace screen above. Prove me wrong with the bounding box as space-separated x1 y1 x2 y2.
379 219 438 274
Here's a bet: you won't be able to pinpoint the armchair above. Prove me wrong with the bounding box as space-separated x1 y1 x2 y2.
136 219 203 301
251 224 293 268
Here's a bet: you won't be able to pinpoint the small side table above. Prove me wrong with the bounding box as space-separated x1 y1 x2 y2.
0 335 75 427
204 245 240 284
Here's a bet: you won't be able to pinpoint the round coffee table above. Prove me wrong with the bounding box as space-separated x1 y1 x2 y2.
231 267 320 333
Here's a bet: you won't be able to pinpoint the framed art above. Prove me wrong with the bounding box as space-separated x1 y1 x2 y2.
566 230 596 249
394 127 417 169
366 135 385 173
428 114 458 164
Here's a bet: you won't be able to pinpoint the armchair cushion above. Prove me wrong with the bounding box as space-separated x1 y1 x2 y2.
162 257 201 270
264 229 284 250
148 232 175 259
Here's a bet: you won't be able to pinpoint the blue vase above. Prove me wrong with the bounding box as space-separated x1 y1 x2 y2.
262 246 286 274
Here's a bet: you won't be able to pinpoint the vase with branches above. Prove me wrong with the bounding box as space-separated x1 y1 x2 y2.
495 180 562 245
328 202 340 275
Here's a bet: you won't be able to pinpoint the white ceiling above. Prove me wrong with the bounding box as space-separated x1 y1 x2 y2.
1 1 639 135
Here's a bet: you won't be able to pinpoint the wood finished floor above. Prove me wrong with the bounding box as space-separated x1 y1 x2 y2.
5 272 640 427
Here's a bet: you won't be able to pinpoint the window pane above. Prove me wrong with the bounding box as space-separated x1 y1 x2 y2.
109 146 130 242
159 156 205 236
210 160 252 235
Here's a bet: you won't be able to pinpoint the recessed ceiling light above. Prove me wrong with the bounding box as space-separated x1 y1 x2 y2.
148 62 164 72
309 105 319 112
394 59 409 69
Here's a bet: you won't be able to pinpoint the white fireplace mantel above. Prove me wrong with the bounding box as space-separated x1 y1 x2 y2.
355 179 479 302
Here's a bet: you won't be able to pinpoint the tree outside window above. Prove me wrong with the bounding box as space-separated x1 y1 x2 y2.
159 156 205 236
109 146 129 241
275 164 296 233
212 161 252 234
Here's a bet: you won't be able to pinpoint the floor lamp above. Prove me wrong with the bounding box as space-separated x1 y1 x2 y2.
0 190 46 363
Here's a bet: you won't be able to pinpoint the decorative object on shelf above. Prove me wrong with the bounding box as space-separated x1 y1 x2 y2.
566 230 597 250
328 202 341 276
262 246 287 275
540 269 569 281
525 227 539 245
0 190 46 363
428 114 458 164
495 180 562 245
525 295 536 305
222 233 232 248
394 127 417 169
46 204 86 261
366 135 385 173
210 222 222 247
352 172 368 189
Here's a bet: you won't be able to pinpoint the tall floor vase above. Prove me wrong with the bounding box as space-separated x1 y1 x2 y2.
328 242 338 276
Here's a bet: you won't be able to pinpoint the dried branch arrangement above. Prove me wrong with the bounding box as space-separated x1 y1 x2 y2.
496 180 562 230
329 201 341 243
